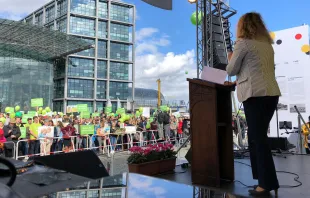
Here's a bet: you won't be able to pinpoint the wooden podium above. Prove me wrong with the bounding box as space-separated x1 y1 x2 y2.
187 78 234 187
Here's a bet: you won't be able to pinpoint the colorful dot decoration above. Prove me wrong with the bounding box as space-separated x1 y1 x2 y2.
295 33 302 40
301 44 310 53
270 31 309 55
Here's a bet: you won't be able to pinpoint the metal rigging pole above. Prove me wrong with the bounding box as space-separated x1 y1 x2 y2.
195 0 236 76
195 0 243 147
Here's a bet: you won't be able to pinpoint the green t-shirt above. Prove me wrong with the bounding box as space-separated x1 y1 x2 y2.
30 123 41 140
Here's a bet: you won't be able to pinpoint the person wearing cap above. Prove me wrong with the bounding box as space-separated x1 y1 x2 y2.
3 118 21 157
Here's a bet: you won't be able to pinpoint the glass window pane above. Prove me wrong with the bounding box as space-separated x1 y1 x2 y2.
54 79 64 98
54 58 66 78
46 6 55 23
98 21 108 38
35 11 44 26
98 1 108 19
70 0 96 17
96 101 106 113
70 16 95 37
67 101 93 113
75 38 95 57
68 57 94 78
109 82 131 100
68 79 94 99
110 62 132 81
98 40 107 58
110 4 131 23
57 0 68 17
110 23 131 42
25 17 33 25
56 17 67 33
53 101 64 112
110 42 131 61
0 54 53 111
97 60 107 79
97 80 106 99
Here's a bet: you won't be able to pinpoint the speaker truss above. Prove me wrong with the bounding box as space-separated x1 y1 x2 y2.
196 0 237 77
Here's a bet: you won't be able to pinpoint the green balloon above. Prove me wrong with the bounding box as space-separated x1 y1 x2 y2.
42 110 47 115
0 117 5 124
45 107 51 112
191 11 203 25
10 114 15 119
15 112 22 117
5 107 10 113
15 106 20 111
185 71 188 74
39 107 43 111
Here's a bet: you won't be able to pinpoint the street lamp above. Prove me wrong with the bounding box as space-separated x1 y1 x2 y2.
188 0 197 3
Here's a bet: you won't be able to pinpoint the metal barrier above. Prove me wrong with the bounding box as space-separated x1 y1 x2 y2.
6 129 190 161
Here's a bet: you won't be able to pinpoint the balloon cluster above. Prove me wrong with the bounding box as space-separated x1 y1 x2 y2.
4 106 23 118
117 108 132 123
38 107 51 115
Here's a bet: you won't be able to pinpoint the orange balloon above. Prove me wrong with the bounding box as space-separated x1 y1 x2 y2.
301 45 310 52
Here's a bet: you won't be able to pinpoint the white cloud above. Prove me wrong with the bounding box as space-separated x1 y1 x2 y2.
135 28 196 101
0 0 50 20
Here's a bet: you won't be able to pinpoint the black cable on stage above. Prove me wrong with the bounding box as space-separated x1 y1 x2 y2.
234 161 302 188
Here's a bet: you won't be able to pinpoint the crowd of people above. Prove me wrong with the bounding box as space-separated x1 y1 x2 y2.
0 110 190 159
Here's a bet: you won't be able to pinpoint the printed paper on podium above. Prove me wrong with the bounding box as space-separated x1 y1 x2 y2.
201 66 227 85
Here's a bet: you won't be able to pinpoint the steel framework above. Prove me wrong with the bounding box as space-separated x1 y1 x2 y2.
196 0 236 77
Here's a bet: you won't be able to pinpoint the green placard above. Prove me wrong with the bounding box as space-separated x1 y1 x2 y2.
31 98 43 107
80 125 94 135
27 111 37 117
77 104 88 112
81 111 91 119
92 113 100 118
22 115 33 123
20 127 27 139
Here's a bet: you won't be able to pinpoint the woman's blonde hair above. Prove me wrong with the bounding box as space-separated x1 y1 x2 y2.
237 12 273 44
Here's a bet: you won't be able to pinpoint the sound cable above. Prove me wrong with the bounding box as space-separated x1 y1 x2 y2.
234 161 302 188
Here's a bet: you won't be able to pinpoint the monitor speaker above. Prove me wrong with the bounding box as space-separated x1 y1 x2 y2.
33 150 109 179
268 137 289 151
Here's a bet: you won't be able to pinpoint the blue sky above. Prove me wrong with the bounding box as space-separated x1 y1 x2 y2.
0 0 309 100
131 0 310 54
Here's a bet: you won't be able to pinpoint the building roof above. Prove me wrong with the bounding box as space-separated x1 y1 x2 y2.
132 88 165 100
0 19 93 62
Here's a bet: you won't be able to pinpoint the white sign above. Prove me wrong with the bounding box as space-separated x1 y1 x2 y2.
142 107 150 118
270 25 310 141
200 66 227 84
38 126 54 138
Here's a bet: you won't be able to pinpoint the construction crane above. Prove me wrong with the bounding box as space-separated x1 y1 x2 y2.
156 79 161 107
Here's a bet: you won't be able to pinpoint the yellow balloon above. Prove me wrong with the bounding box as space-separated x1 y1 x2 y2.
301 44 310 53
269 32 275 40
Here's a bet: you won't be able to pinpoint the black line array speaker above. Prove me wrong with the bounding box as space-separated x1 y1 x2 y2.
268 137 289 151
33 150 109 179
206 15 232 71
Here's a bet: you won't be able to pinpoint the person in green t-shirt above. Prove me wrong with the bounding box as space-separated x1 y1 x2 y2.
29 116 41 155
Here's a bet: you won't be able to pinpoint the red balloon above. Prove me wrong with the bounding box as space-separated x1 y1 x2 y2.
295 34 302 40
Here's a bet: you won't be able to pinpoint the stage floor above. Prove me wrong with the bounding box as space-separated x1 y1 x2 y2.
156 154 310 197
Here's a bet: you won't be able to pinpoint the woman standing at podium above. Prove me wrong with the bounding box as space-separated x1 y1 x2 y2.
226 12 281 196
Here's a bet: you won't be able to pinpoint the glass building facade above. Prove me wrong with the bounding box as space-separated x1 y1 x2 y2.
23 0 135 113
